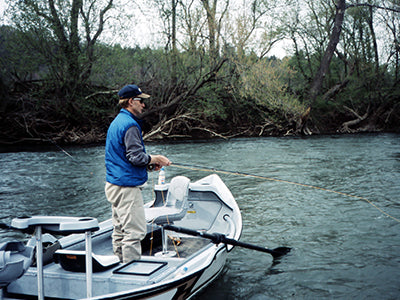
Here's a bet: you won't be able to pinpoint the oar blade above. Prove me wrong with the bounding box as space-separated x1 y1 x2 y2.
270 246 291 259
0 223 11 230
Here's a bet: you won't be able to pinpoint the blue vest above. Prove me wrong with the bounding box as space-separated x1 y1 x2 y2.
105 109 148 187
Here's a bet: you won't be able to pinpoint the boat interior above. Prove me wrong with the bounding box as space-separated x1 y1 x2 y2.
1 174 241 299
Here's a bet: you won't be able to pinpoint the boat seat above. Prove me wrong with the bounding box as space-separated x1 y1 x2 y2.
10 216 99 299
27 233 61 267
145 176 190 225
10 216 99 234
0 241 34 288
54 250 120 273
145 176 190 256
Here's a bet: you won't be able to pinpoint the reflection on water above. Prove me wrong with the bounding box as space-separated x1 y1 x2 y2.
1 133 400 299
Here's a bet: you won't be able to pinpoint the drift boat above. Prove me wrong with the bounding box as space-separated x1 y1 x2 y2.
1 173 291 300
0 174 243 299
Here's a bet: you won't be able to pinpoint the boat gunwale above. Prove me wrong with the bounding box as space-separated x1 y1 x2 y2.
4 174 242 300
87 245 228 300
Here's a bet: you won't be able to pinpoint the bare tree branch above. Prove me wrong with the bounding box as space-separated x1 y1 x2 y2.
346 3 400 14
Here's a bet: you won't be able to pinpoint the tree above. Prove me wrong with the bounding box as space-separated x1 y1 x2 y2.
8 0 114 95
200 0 229 66
384 0 400 82
307 0 346 108
287 0 400 133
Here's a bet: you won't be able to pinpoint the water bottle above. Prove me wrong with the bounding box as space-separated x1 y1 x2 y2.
158 167 166 185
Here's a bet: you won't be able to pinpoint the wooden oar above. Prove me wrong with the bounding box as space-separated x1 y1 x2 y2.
163 224 291 259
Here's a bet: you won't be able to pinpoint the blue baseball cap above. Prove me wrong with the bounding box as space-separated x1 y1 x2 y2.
118 84 150 99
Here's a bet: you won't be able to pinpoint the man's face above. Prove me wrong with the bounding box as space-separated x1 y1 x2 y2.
128 97 146 116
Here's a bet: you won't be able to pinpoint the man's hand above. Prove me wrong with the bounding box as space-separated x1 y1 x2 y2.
150 155 171 171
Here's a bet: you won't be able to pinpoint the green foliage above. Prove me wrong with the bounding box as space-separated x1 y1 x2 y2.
1 0 400 143
90 44 166 88
238 56 306 118
193 84 229 120
0 26 47 84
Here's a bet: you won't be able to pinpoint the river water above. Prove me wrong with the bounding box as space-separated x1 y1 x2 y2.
1 133 400 299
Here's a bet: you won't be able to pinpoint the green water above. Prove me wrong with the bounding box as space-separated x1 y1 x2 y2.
1 133 400 299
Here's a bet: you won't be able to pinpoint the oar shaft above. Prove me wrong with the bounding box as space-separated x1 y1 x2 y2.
163 225 210 239
220 235 276 255
163 224 290 258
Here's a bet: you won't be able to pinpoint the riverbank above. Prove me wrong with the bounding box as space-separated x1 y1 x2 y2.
2 112 399 147
1 86 399 147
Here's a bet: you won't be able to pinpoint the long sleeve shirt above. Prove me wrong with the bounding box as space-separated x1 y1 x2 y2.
125 126 151 167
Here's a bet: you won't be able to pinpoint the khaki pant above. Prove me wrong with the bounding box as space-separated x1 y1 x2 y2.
105 182 147 263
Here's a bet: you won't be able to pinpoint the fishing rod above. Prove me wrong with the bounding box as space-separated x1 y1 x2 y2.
46 138 76 161
47 139 399 224
170 162 400 224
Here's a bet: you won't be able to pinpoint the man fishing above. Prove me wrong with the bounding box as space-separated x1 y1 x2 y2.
105 84 171 263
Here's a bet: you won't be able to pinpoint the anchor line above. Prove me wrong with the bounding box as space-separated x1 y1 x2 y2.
170 163 400 224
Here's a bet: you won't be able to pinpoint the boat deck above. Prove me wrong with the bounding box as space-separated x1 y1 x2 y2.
5 234 215 300
143 235 211 258
66 225 212 259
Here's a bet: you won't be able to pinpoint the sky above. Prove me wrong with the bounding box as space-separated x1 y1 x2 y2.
0 0 5 17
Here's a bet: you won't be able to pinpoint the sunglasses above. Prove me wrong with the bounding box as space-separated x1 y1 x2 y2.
133 98 145 104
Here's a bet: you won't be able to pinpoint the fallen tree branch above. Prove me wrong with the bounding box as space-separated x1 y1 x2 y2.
257 120 275 136
141 58 228 119
85 89 118 100
190 127 229 140
339 105 369 133
143 114 193 141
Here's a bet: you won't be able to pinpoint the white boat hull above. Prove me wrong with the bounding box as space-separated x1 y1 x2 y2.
2 174 242 300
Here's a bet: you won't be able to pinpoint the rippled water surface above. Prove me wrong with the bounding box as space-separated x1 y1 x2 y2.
1 133 400 299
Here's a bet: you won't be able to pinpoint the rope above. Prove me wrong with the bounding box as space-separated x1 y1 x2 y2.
170 162 400 224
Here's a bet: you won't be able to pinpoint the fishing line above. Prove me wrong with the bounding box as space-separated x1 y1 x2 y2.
49 140 399 224
170 162 400 224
